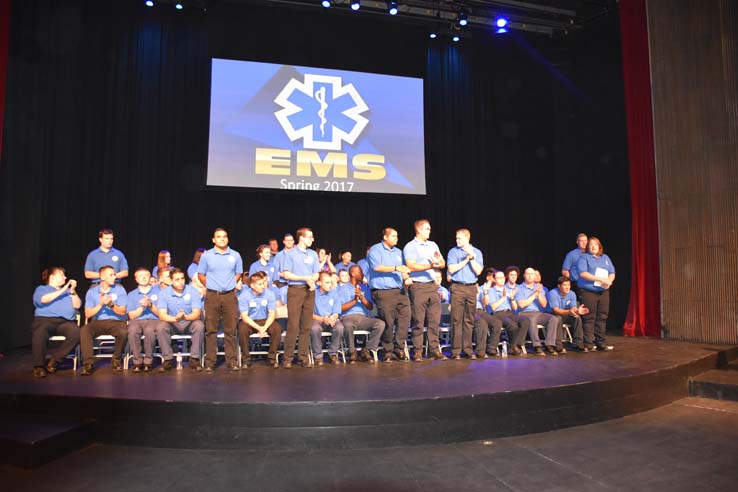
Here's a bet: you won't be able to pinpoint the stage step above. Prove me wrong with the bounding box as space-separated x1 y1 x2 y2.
689 360 738 402
0 414 94 468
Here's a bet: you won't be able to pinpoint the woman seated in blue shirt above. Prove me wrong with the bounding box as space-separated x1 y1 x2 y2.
31 267 81 378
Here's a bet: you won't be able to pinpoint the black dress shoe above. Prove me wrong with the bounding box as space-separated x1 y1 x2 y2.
452 354 462 360
546 346 559 356
205 365 215 372
534 346 546 356
596 345 614 352
111 360 123 372
329 354 340 365
349 351 358 365
46 359 58 374
229 364 241 371
469 354 477 360
432 350 448 361
79 364 94 376
189 359 202 371
413 353 424 362
33 367 47 378
132 364 144 373
383 353 394 363
159 360 174 372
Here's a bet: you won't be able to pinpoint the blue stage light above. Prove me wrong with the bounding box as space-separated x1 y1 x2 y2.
321 0 331 7
496 28 508 34
458 10 468 26
452 35 460 42
429 32 437 39
175 2 183 10
388 1 398 16
496 17 508 28
351 0 360 11
145 0 154 6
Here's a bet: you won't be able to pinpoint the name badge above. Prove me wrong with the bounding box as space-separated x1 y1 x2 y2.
328 299 334 306
261 299 268 306
151 294 158 301
112 255 119 262
110 293 118 301
304 256 314 264
184 293 191 301
228 256 236 263
249 301 257 308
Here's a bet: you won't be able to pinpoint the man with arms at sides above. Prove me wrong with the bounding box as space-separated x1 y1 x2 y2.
368 227 412 362
404 219 447 361
310 271 345 365
79 265 128 375
273 233 295 285
577 236 616 351
481 268 528 356
197 228 243 372
237 271 281 369
339 265 385 364
356 246 372 285
336 250 355 273
156 268 205 371
282 227 321 368
126 268 161 372
249 244 278 286
31 267 80 378
516 267 562 356
268 238 280 258
84 228 129 283
562 233 588 290
446 228 484 360
548 276 589 352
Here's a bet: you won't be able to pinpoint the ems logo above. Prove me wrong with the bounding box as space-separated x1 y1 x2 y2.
184 293 191 301
112 256 119 262
151 295 158 302
274 74 369 151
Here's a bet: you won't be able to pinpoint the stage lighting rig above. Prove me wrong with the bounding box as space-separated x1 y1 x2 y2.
387 0 398 16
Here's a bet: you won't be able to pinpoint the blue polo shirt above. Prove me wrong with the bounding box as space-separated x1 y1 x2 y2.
515 283 546 313
270 285 288 305
272 249 289 276
403 238 442 283
248 260 278 285
85 284 127 321
187 263 198 282
336 261 355 273
198 247 242 291
438 286 450 303
476 287 484 310
338 283 374 317
562 248 586 282
84 247 128 282
157 285 202 315
446 246 484 283
126 285 161 321
548 288 578 312
486 285 512 313
33 285 76 320
356 258 370 281
367 242 404 290
577 253 616 293
238 287 276 320
314 288 341 317
282 247 320 286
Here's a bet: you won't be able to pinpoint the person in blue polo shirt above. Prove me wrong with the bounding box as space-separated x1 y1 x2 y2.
446 228 484 360
79 265 128 375
515 267 562 355
480 268 528 357
404 219 447 361
83 228 129 283
548 276 589 352
577 236 616 351
197 228 243 372
338 265 385 364
126 268 161 372
310 271 344 365
368 227 412 362
248 244 278 285
282 227 321 368
562 233 588 290
356 246 371 285
435 271 450 304
31 267 81 378
237 271 281 368
156 268 205 371
273 233 295 284
336 251 355 273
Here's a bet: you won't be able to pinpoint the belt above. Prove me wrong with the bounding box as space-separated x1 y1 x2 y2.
288 284 310 289
451 281 477 286
206 288 234 295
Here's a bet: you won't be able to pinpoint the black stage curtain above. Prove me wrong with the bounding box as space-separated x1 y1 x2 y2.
0 0 630 350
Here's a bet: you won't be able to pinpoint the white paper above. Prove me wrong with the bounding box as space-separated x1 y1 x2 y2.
594 267 609 287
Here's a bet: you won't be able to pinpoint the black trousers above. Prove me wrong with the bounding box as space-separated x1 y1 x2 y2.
238 319 282 363
285 285 315 363
581 289 610 347
450 283 477 356
80 319 127 366
373 288 411 353
31 317 80 367
408 282 442 353
204 290 239 367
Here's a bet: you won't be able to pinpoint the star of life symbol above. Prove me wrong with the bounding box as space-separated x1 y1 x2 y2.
274 74 369 151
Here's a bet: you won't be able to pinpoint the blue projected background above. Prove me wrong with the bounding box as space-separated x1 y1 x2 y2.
206 58 426 195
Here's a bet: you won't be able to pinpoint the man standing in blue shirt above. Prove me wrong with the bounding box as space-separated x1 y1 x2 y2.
311 271 344 365
339 264 385 364
356 246 372 285
548 276 589 352
273 233 295 286
404 219 447 361
84 228 129 283
79 265 128 375
237 271 281 368
156 268 205 371
446 228 484 360
562 233 588 288
282 227 321 368
126 268 161 372
368 227 412 362
197 228 243 372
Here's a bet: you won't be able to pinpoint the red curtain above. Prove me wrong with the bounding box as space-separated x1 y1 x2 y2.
619 0 661 337
0 0 10 163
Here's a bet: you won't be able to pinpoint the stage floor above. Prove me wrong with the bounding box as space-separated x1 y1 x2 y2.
0 335 729 403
